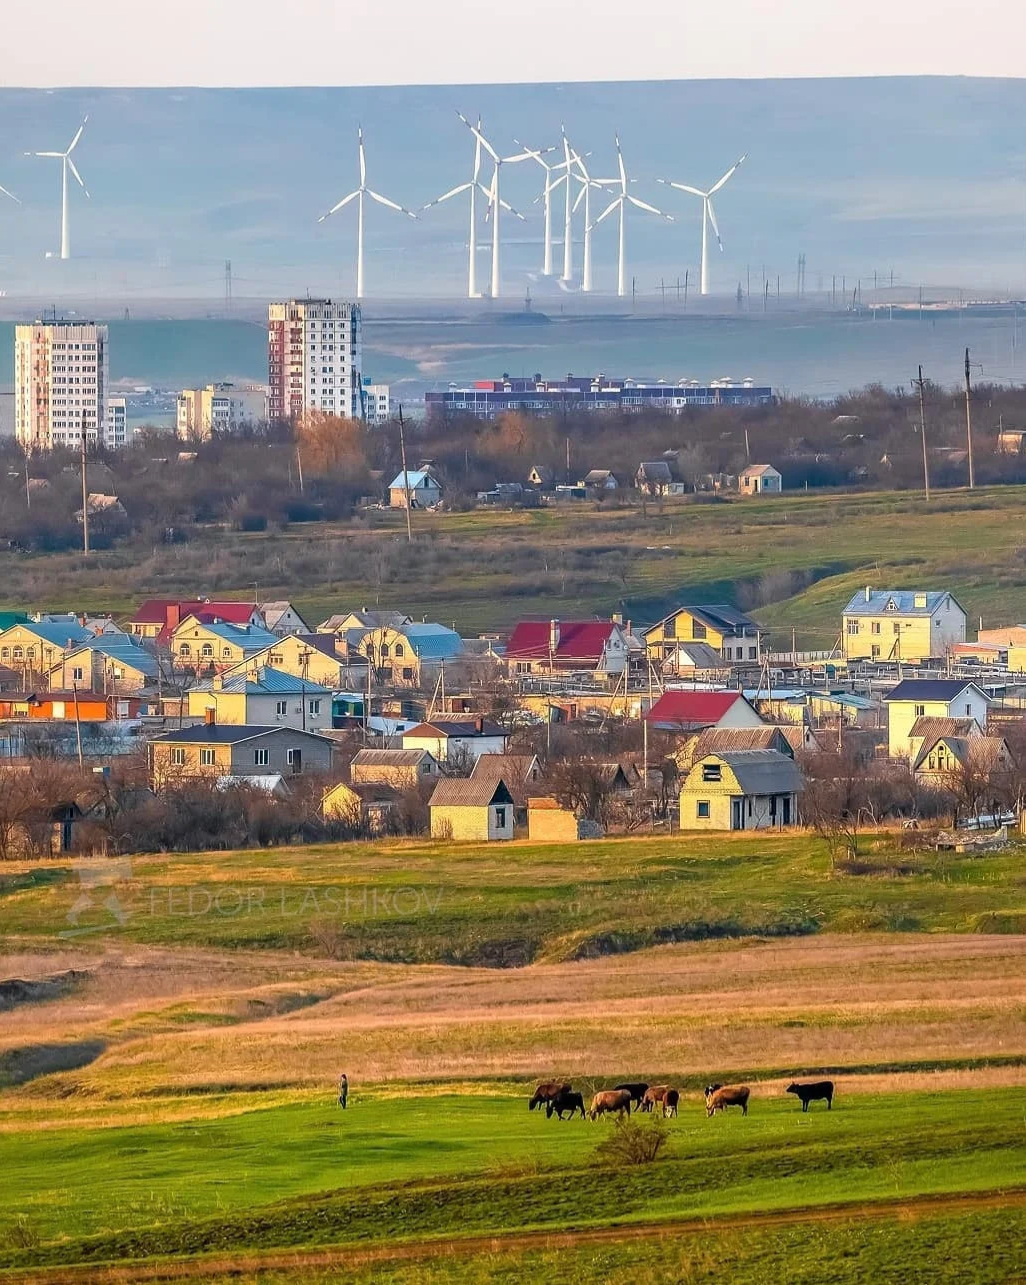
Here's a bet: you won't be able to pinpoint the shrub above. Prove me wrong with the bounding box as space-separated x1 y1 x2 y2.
594 1114 670 1166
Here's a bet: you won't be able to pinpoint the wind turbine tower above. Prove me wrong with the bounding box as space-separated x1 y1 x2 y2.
318 127 417 300
423 114 485 298
460 116 529 299
593 136 673 298
657 154 746 296
513 139 565 276
27 117 89 260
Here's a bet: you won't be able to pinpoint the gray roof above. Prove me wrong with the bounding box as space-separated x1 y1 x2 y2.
352 748 434 767
149 724 334 746
885 680 987 703
910 716 979 740
689 727 795 761
430 776 514 807
637 460 673 482
693 750 802 796
843 590 960 617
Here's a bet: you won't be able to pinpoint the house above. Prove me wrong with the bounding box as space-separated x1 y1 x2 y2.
318 610 412 635
907 716 982 768
186 667 332 731
739 464 782 494
0 621 94 677
360 622 463 687
674 725 796 772
977 625 1026 674
997 428 1026 454
350 747 439 789
169 618 279 673
469 753 542 825
644 605 763 667
429 776 515 841
912 729 1013 785
148 718 334 786
129 599 264 641
322 780 403 833
679 750 801 830
635 460 684 496
505 619 629 679
402 718 509 764
0 691 111 722
842 588 967 662
527 464 555 489
223 633 367 690
0 612 30 633
389 468 442 509
45 638 159 694
655 641 732 679
884 680 990 758
582 469 619 491
259 602 310 637
645 690 765 732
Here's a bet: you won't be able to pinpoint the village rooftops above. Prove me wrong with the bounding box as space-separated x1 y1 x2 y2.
2 621 93 648
193 667 333 697
397 623 464 660
843 590 962 617
403 718 506 738
506 620 619 663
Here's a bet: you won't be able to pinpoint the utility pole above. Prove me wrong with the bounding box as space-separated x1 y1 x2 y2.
80 408 90 555
295 442 304 493
24 449 31 510
964 347 977 489
914 365 930 501
224 260 232 314
565 435 571 484
397 403 413 544
72 682 84 768
683 269 689 312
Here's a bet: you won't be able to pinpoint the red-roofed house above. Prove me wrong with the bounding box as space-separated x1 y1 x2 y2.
129 600 264 644
645 690 764 732
505 619 628 680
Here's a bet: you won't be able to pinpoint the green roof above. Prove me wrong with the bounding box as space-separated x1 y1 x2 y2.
0 612 30 631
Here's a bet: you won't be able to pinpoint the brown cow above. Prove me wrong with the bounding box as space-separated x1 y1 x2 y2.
705 1084 751 1117
663 1088 679 1118
530 1081 570 1111
640 1084 670 1113
589 1089 632 1120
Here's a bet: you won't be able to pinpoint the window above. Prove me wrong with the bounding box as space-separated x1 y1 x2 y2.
276 700 287 717
72 667 84 681
914 704 926 717
170 747 185 766
287 748 302 774
516 661 531 674
223 648 231 658
402 667 414 681
871 645 881 658
965 703 972 716
846 620 859 635
871 622 881 635
697 800 711 818
495 806 507 828
692 621 707 640
748 646 758 660
702 762 722 782
254 748 269 766
893 622 901 634
664 617 676 639
380 644 390 658
309 699 321 716
201 748 216 766
201 643 213 658
12 647 22 660
394 644 404 658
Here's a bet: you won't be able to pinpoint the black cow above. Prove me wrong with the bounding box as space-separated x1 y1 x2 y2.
614 1082 649 1107
786 1080 834 1111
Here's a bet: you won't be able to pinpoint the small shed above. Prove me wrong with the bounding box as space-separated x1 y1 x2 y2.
389 469 442 509
429 776 515 841
739 464 782 495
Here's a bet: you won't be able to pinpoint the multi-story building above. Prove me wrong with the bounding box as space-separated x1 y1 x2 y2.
841 589 966 663
105 397 129 448
15 321 109 450
360 380 390 424
176 382 267 439
267 299 362 423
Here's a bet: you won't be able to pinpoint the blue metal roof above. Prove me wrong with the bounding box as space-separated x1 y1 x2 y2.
194 666 332 696
6 621 93 648
843 590 957 617
191 621 279 650
388 470 438 490
401 623 463 660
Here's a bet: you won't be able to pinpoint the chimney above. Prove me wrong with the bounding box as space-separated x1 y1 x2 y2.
549 619 560 654
204 706 216 726
212 674 223 691
864 585 871 602
167 603 182 630
475 716 484 734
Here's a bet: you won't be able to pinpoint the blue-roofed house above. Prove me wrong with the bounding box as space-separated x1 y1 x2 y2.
388 469 442 509
186 666 332 730
841 588 966 663
0 620 94 677
170 617 280 673
360 621 463 687
45 637 160 694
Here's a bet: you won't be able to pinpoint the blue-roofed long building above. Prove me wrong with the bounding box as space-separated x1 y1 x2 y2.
45 637 159 694
841 588 966 663
425 375 773 420
170 617 280 672
360 621 463 688
0 619 94 677
186 666 332 731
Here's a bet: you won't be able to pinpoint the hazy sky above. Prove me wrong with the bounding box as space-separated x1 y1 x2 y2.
5 0 1025 86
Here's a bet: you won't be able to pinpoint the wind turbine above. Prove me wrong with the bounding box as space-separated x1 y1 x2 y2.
513 140 565 277
571 149 610 293
559 126 578 283
423 114 484 298
318 127 417 300
657 155 746 296
460 115 531 298
0 178 19 205
592 136 673 298
26 116 89 260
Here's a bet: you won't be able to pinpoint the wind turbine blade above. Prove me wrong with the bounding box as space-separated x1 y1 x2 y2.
709 154 747 195
502 151 534 164
615 136 626 190
318 189 360 221
0 183 20 203
67 117 88 153
29 151 63 158
594 197 620 226
425 182 472 207
367 189 417 217
658 179 706 198
627 194 670 218
358 129 366 186
707 198 723 247
497 196 526 221
67 157 89 196
468 122 499 163
572 186 586 213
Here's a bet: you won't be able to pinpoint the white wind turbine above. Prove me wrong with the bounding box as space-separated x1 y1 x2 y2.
26 116 89 260
657 154 746 296
559 126 578 283
592 136 673 298
460 115 531 299
423 114 485 298
318 127 417 300
571 149 611 293
512 140 566 277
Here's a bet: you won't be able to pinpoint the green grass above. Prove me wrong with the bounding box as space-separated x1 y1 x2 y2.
1 1088 1024 1271
5 833 1026 962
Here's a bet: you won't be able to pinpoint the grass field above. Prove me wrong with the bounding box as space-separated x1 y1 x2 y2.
1 484 1025 643
3 831 1026 1279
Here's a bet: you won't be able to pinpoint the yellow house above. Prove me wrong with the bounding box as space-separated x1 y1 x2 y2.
644 605 762 666
884 681 989 758
0 621 93 679
842 589 966 662
222 633 364 689
361 622 463 687
322 780 402 833
429 776 515 841
679 750 801 831
170 617 279 672
912 732 1012 784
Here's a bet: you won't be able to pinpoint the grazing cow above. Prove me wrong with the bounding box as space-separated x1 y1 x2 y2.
589 1089 632 1120
705 1085 751 1117
786 1080 834 1112
547 1088 587 1120
663 1088 680 1118
704 1084 723 1097
530 1080 570 1112
640 1085 670 1113
614 1082 650 1107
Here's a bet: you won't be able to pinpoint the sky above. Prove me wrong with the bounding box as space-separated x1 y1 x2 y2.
3 0 1026 86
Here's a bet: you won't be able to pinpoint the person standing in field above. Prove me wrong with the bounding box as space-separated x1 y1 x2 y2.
338 1073 349 1109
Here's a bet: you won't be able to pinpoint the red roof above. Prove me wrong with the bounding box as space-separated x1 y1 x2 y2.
131 598 178 624
133 599 259 628
507 620 616 664
645 690 749 728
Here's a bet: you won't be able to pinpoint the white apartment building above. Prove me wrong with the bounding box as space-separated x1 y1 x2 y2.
15 321 110 450
177 382 267 439
267 299 362 422
106 398 129 448
361 381 390 424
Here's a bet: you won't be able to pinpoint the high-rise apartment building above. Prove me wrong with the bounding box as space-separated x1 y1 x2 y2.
267 299 362 422
15 321 110 450
176 382 267 439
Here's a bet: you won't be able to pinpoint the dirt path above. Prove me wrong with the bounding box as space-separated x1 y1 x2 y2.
6 1186 1026 1283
